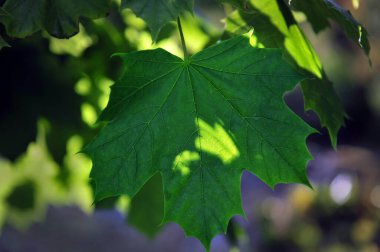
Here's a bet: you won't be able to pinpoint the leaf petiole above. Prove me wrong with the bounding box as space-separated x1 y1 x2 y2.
177 17 188 60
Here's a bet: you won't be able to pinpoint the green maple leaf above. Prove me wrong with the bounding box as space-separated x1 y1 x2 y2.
289 0 370 56
123 0 193 41
0 0 111 38
223 0 346 147
84 35 314 249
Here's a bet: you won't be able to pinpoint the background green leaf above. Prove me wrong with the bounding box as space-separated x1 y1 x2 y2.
0 120 93 230
0 0 111 38
223 0 346 147
123 0 193 41
289 0 370 56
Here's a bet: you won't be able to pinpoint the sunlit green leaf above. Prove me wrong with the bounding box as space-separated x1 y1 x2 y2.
223 0 345 147
289 0 370 56
0 0 111 38
84 35 314 249
123 0 193 41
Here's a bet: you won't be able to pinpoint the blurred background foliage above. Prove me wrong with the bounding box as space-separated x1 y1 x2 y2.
0 0 380 251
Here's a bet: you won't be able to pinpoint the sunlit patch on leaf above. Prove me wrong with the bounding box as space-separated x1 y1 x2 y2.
173 151 200 177
196 119 239 165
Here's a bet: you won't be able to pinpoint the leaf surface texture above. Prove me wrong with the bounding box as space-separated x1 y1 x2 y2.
84 36 314 249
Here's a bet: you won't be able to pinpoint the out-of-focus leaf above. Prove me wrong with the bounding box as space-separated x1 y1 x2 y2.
0 120 65 229
224 0 345 147
179 13 219 54
47 25 93 57
128 173 164 237
5 180 36 211
63 135 93 212
0 35 9 49
0 121 94 230
302 76 345 147
122 0 193 41
0 159 12 229
84 35 314 249
289 0 370 56
219 0 248 9
0 0 111 38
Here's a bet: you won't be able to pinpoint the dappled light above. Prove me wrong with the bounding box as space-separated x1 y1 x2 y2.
63 135 93 212
81 103 98 126
122 11 216 57
0 121 65 229
75 77 92 96
172 151 200 176
0 121 94 230
48 25 93 57
195 118 239 165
